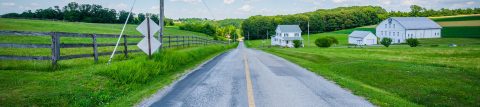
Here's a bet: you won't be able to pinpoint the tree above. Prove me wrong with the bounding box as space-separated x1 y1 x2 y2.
410 5 425 16
380 38 393 47
406 38 420 47
293 40 302 48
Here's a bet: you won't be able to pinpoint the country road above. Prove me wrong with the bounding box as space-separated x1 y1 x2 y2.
141 42 374 107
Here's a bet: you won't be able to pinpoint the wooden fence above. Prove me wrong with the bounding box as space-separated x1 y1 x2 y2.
0 30 227 66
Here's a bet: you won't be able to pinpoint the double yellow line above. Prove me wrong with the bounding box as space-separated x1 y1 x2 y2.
243 52 256 107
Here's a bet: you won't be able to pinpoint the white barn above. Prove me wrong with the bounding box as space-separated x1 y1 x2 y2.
376 17 442 44
348 31 377 45
271 25 303 47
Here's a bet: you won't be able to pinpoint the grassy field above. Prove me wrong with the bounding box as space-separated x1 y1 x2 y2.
0 18 237 106
246 15 480 106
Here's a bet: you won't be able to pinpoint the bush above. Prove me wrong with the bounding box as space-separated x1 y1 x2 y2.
406 38 420 47
293 40 302 48
380 38 393 47
315 36 338 47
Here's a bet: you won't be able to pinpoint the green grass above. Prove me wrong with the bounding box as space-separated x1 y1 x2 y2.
245 15 480 106
0 18 209 36
0 45 236 107
0 18 236 107
431 15 480 22
442 26 480 38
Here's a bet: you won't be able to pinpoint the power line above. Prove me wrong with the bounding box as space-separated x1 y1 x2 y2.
200 0 216 20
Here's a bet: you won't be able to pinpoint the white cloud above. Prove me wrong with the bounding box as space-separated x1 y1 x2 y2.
1 2 15 6
402 0 415 5
170 0 201 4
224 0 235 4
238 4 252 12
332 0 346 3
466 1 475 5
382 0 392 5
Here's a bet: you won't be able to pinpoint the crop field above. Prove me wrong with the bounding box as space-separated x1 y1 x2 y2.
0 18 236 106
246 15 480 106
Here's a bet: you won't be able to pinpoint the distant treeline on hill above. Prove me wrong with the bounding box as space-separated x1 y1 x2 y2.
242 5 480 39
0 2 174 25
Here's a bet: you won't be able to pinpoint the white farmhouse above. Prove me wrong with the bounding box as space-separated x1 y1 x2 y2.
376 17 442 44
348 31 377 45
271 25 303 47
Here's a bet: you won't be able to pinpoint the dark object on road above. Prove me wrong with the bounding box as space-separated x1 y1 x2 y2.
406 38 420 47
380 38 392 47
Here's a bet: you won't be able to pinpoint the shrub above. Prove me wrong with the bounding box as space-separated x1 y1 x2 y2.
293 40 302 48
406 38 420 47
380 38 393 47
315 36 338 47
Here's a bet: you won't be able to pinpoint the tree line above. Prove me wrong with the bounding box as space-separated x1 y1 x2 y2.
178 20 242 41
1 2 174 25
241 5 480 39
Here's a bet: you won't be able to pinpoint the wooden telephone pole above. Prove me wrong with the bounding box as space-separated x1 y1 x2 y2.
159 0 164 49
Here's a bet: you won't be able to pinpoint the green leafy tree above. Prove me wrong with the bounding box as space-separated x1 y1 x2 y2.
380 38 393 47
406 38 420 47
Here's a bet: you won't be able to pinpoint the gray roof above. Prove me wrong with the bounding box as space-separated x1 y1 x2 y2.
391 17 442 30
277 25 302 32
349 31 373 38
282 37 303 40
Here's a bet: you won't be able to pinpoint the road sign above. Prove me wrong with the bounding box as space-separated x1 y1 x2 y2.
137 36 161 54
136 17 161 57
136 18 160 38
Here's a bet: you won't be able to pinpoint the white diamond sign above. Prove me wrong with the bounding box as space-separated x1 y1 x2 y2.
136 18 160 38
137 36 161 54
136 18 161 55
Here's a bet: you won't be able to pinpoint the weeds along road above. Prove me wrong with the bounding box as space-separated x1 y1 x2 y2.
141 42 373 107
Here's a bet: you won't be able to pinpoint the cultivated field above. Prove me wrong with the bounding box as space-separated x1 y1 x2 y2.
0 18 236 106
246 15 480 106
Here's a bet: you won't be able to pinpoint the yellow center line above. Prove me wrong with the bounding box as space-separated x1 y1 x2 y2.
243 52 256 107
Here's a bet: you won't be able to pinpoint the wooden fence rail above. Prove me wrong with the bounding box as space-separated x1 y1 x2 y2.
0 30 228 66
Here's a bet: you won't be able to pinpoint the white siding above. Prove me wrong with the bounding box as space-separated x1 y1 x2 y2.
376 18 442 44
348 33 377 45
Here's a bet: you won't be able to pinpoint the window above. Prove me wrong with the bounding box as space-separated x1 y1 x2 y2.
295 33 299 37
393 24 396 28
284 33 288 37
385 24 387 28
397 32 399 36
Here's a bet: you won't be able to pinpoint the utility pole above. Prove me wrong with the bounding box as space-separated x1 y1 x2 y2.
159 0 164 48
308 21 310 47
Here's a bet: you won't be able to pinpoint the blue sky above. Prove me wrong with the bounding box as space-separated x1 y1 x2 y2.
0 0 479 20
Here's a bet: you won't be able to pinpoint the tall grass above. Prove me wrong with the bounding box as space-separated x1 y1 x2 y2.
97 45 235 84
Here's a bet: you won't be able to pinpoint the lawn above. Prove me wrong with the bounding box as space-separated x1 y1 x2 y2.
245 15 480 106
0 18 236 107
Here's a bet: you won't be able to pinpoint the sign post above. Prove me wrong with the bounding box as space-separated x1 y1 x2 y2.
137 17 161 58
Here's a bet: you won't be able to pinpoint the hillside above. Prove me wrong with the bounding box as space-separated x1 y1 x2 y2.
245 15 480 106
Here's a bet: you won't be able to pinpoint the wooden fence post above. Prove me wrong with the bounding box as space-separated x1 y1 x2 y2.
168 36 171 48
92 34 98 63
51 32 60 68
123 35 128 58
187 36 190 47
183 36 185 47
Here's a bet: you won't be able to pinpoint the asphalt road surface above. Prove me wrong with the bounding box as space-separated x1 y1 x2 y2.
145 42 374 107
